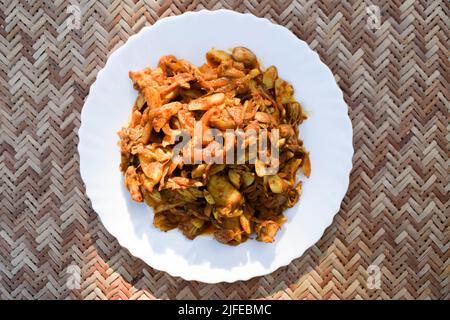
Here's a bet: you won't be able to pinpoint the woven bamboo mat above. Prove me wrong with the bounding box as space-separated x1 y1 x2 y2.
0 0 448 300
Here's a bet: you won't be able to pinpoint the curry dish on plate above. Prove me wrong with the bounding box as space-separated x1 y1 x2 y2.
118 47 310 245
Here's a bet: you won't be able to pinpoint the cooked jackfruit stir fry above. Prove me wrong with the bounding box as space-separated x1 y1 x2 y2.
118 47 310 245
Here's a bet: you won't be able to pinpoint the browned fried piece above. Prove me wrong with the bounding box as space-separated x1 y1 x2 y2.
118 47 310 245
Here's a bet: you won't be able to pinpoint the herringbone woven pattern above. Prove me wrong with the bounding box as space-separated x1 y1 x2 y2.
0 0 448 300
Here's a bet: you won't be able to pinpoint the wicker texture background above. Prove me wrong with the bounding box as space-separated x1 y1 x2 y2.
0 0 449 299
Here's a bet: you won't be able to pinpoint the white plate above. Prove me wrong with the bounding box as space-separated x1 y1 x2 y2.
78 9 353 283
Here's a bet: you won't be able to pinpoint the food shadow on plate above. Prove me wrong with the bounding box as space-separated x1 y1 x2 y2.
120 180 277 270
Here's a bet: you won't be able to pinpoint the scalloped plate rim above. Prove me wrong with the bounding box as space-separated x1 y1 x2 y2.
78 9 354 283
